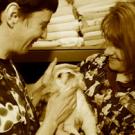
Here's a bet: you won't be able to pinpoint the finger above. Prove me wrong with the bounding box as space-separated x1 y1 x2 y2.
71 104 76 110
57 99 76 124
50 91 59 99
67 97 77 110
45 57 57 76
62 87 78 98
57 107 73 124
61 96 76 112
64 95 76 106
56 97 76 123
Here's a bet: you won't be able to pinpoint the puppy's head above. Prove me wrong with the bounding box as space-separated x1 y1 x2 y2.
52 64 86 93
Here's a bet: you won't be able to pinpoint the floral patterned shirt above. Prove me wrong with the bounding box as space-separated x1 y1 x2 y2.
0 59 39 135
80 53 135 135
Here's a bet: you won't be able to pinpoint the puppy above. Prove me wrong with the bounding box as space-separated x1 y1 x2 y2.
46 64 97 135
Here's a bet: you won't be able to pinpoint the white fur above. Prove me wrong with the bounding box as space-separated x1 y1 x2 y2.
49 64 97 135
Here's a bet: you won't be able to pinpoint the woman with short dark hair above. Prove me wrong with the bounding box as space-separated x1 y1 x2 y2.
0 0 77 134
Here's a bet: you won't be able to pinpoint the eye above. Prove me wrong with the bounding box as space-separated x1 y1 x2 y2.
41 22 49 30
58 73 62 78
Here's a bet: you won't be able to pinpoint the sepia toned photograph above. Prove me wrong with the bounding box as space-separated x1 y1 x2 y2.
0 0 134 134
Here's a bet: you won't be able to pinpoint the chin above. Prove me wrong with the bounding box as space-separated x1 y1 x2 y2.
109 64 125 72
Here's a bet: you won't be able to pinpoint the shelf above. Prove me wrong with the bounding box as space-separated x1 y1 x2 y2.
30 45 105 50
12 46 104 63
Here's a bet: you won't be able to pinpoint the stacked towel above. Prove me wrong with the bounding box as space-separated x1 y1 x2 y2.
33 0 83 48
33 0 133 49
74 0 133 47
73 0 121 47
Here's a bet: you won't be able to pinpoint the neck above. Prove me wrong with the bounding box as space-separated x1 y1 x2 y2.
116 73 132 83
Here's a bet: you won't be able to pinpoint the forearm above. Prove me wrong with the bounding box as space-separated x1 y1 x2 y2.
36 117 57 135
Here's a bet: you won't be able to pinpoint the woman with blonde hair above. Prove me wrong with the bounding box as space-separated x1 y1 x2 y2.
79 2 135 134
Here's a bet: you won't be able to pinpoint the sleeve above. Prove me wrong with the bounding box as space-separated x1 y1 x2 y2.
127 97 135 115
119 91 135 115
79 53 108 90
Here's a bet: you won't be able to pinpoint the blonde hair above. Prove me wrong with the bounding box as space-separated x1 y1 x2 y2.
101 2 135 77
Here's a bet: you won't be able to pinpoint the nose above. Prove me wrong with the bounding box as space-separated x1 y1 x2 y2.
104 45 114 56
40 29 47 39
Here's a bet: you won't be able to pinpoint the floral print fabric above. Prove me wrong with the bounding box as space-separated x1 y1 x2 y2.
80 53 135 135
0 59 39 135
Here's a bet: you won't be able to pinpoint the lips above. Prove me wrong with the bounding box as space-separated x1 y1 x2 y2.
109 56 124 62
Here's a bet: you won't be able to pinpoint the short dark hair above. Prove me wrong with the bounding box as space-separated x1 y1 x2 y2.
0 0 58 19
101 2 135 77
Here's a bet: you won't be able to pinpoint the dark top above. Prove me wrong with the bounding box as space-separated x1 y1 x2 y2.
0 59 39 135
80 53 135 135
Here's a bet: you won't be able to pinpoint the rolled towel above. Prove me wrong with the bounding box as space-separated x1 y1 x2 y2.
53 5 73 17
84 38 105 46
81 10 109 20
32 40 60 48
83 31 103 40
81 25 101 34
50 14 76 24
77 3 115 14
47 20 80 32
83 17 103 27
59 0 69 7
77 0 116 10
59 37 84 47
87 18 103 26
32 37 84 48
46 31 78 40
74 0 99 7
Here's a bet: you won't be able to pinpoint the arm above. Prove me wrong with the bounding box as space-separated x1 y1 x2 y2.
36 86 77 135
36 117 57 135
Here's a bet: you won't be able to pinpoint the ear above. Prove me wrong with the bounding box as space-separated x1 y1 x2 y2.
4 2 20 28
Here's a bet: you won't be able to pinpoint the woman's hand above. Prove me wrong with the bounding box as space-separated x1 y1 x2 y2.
44 85 77 125
37 85 77 135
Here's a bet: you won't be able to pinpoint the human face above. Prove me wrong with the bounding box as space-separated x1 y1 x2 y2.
104 41 126 72
13 9 53 54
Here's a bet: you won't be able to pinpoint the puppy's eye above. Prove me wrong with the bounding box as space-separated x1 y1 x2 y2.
58 73 62 78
